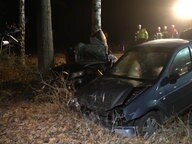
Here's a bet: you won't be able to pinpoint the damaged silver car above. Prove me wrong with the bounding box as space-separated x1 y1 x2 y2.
75 39 192 139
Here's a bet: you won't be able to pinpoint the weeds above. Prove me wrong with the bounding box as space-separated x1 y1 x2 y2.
33 72 192 144
1 55 192 144
33 73 73 107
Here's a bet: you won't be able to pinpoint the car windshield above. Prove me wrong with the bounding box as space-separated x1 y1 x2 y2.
110 47 170 80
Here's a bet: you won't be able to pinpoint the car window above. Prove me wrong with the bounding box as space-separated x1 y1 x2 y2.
111 49 170 80
170 47 192 76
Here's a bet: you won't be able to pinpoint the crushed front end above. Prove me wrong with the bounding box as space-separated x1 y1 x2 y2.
79 104 137 137
74 76 150 137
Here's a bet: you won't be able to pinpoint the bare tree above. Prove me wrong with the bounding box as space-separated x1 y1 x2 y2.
37 0 54 72
91 0 108 47
92 0 102 33
19 0 25 65
91 0 110 62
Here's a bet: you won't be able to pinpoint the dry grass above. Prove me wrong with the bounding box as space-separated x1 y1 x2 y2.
0 54 192 144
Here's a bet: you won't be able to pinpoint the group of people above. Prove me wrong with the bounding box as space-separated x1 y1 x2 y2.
154 25 179 39
135 24 179 44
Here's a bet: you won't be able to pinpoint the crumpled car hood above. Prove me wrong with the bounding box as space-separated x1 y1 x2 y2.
52 62 106 73
76 76 144 112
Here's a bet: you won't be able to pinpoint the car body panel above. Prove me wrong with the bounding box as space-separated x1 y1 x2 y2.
77 76 147 112
74 39 192 137
52 62 107 88
52 43 117 89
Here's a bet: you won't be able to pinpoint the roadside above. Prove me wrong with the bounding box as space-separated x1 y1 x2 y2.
0 54 191 144
0 55 141 144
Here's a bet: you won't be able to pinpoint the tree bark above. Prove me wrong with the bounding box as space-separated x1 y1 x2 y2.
91 0 102 34
37 0 54 72
19 0 26 65
91 0 109 57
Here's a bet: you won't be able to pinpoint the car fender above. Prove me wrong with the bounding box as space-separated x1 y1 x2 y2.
124 99 168 121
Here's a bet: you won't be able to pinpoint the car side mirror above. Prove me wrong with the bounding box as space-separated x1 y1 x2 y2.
160 73 179 86
169 73 180 84
160 77 169 86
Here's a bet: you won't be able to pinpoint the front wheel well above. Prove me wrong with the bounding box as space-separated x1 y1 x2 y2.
134 109 165 124
133 110 165 139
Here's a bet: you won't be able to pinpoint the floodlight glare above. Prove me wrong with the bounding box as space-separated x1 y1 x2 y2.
173 0 192 20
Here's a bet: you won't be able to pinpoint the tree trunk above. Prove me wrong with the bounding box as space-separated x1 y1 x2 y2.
19 0 25 65
91 0 107 47
91 0 109 60
37 0 54 72
91 0 101 33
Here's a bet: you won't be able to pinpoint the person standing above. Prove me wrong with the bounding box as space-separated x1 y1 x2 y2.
162 25 170 38
155 27 163 39
170 25 179 38
135 24 149 44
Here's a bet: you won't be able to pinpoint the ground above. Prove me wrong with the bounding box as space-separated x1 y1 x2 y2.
0 54 191 144
0 54 138 144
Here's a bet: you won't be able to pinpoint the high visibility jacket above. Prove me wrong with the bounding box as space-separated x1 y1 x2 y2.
136 29 149 40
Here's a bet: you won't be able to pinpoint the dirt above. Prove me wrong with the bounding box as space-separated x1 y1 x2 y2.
0 54 139 144
0 54 191 144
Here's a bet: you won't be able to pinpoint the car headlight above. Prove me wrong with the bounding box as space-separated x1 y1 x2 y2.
71 71 84 78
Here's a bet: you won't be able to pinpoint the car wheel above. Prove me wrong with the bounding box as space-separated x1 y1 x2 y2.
134 111 162 139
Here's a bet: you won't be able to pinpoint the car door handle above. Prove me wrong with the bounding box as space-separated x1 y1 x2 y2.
173 86 177 89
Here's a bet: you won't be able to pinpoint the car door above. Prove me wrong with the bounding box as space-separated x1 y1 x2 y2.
159 46 192 114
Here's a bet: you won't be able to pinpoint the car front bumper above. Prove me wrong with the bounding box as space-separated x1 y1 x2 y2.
113 126 137 137
72 98 137 137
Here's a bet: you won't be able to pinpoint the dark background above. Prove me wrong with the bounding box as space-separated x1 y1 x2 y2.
0 0 188 54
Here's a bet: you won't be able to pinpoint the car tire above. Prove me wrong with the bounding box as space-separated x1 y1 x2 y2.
134 111 162 139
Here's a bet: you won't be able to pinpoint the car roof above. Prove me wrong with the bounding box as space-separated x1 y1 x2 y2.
133 39 190 53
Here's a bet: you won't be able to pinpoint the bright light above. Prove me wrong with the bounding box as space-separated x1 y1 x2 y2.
173 0 192 20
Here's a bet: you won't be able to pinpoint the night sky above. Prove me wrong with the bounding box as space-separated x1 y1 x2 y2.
0 0 187 53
